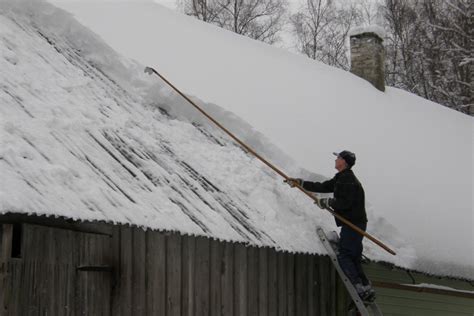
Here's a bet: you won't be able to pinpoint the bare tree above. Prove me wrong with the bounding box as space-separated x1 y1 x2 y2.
290 0 334 60
425 0 473 114
178 0 222 24
180 0 288 44
354 0 384 26
290 0 360 69
381 0 473 114
383 0 424 93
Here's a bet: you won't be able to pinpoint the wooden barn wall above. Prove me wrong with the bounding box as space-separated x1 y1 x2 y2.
0 223 349 316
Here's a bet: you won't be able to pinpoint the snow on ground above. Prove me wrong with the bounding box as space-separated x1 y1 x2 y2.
0 0 472 279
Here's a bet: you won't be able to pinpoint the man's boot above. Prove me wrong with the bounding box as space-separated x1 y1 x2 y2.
355 283 376 302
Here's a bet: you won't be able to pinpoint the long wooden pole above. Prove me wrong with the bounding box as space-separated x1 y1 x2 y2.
145 66 396 256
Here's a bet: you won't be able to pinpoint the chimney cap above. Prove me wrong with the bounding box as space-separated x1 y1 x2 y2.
349 25 385 41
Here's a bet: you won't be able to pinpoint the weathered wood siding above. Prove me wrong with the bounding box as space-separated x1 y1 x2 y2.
0 223 112 316
0 222 349 316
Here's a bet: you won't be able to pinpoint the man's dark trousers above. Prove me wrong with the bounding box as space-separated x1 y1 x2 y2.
337 222 369 286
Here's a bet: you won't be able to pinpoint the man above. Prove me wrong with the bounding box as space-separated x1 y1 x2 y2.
286 150 375 301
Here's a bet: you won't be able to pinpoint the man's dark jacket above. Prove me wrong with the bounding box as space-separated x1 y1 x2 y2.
302 169 367 226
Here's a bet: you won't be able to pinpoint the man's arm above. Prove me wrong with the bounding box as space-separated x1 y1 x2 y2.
302 178 335 193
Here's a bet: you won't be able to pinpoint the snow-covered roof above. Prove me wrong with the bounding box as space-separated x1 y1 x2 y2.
1 0 472 280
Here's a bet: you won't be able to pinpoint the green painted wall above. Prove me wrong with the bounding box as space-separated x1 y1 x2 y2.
363 262 474 315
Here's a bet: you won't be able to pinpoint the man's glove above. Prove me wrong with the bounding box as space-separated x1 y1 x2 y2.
315 197 332 210
284 178 303 188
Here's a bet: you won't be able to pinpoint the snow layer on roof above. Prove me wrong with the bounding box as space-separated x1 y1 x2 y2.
50 1 473 280
0 0 472 280
349 25 386 39
402 283 474 295
0 0 414 264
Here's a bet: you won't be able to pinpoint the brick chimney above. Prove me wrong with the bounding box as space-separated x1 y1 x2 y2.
349 27 385 92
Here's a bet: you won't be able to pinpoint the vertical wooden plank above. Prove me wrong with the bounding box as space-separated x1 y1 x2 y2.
76 231 112 316
49 228 59 315
32 260 41 315
268 249 278 316
47 227 62 315
234 243 247 316
319 256 330 316
277 252 287 316
54 227 67 315
1 224 13 259
119 226 133 315
111 226 122 316
145 230 166 316
220 242 234 316
307 255 316 316
182 235 196 316
287 253 295 316
61 257 75 316
329 262 337 316
210 239 222 316
295 254 308 316
258 247 268 316
5 261 19 316
44 227 56 316
0 224 12 315
166 233 182 316
195 236 210 316
55 228 75 316
132 228 147 315
247 246 259 316
21 224 38 261
336 273 348 316
74 230 84 316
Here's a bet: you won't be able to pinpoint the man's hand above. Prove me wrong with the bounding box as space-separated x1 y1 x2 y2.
284 178 303 188
315 197 332 210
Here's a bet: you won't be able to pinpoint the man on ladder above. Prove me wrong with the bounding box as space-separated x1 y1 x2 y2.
286 150 376 302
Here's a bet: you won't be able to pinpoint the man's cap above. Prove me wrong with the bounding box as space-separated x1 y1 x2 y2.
333 150 356 167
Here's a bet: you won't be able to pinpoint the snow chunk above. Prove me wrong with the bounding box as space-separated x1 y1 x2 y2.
349 25 386 40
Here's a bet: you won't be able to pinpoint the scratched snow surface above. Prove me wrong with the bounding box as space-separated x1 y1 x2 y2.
1 1 415 273
0 2 315 253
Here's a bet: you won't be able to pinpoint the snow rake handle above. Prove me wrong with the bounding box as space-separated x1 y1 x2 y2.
145 66 396 256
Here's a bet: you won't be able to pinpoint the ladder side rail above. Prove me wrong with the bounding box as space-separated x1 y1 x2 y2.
317 227 383 316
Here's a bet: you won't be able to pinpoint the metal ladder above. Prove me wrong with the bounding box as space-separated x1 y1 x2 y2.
316 227 383 316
